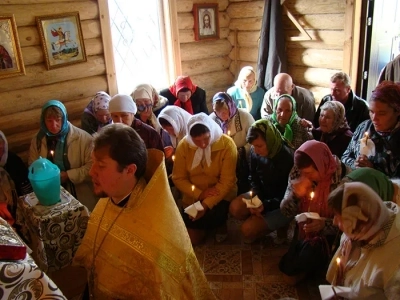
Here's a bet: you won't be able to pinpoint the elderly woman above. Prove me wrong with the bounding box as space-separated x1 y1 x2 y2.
279 140 350 285
160 75 208 114
209 92 255 194
81 91 112 135
342 81 400 177
268 94 313 149
131 84 172 156
229 119 294 243
0 131 32 196
326 182 400 299
172 113 237 245
227 66 265 120
29 100 97 210
312 100 353 158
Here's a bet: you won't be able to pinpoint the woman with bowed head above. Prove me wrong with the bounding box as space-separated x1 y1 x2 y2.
172 113 237 245
279 140 350 285
81 91 112 135
342 81 400 177
327 182 400 299
209 92 255 194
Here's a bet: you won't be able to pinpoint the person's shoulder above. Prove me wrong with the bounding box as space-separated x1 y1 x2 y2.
70 123 93 139
293 85 314 99
351 92 368 106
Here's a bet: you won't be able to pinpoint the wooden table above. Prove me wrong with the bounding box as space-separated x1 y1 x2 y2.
16 187 90 273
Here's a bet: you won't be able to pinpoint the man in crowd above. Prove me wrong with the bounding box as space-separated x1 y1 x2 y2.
313 72 369 132
261 73 316 122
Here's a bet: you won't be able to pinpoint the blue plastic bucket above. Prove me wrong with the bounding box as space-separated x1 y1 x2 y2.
28 156 61 206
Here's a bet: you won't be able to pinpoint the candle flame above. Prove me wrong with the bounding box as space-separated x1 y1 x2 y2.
172 155 175 162
50 150 54 156
336 257 341 265
227 130 231 136
249 190 253 198
191 185 195 192
364 132 369 138
310 191 314 200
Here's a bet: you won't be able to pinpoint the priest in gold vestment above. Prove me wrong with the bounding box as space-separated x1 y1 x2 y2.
73 123 216 299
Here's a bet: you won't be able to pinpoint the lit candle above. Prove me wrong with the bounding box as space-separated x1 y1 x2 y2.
332 257 341 286
172 155 175 162
191 185 195 204
308 191 314 212
227 130 231 136
50 150 54 158
364 131 369 144
249 190 253 204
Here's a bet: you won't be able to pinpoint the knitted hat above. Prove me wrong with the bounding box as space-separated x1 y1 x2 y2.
109 94 137 114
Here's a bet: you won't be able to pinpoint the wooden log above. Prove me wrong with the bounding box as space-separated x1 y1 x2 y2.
180 39 232 61
4 0 89 3
229 17 263 31
179 27 229 43
305 85 331 105
182 56 231 76
0 55 106 93
228 47 259 62
21 38 103 66
176 0 229 13
0 75 107 116
228 31 260 48
227 1 265 19
18 19 101 48
0 97 92 136
1 2 99 27
283 0 346 15
288 66 341 88
178 11 230 29
287 48 344 69
229 61 257 76
190 70 234 90
282 14 344 30
286 30 345 49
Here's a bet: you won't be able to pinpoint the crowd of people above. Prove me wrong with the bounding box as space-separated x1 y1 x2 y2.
2 67 400 298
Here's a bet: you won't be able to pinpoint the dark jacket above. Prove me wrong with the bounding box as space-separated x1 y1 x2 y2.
131 118 164 152
249 144 294 211
5 152 33 196
314 91 369 132
159 87 209 114
341 119 400 178
312 128 353 159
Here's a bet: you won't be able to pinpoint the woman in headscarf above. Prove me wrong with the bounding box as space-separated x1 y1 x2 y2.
209 92 255 194
0 131 32 196
172 113 237 245
279 140 351 285
29 100 97 211
227 66 266 120
131 84 172 157
327 182 400 299
81 91 112 135
229 119 294 243
312 100 353 158
159 75 208 114
268 94 313 150
342 81 400 177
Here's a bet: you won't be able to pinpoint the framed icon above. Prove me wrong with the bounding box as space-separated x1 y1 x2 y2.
193 3 219 41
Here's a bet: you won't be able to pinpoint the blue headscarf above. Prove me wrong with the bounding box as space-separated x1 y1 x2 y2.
37 100 70 171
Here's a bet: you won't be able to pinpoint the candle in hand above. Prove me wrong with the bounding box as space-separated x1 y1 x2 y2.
191 185 195 204
364 132 369 144
227 130 231 136
249 190 253 204
308 191 314 212
172 155 175 162
50 150 54 158
332 257 341 286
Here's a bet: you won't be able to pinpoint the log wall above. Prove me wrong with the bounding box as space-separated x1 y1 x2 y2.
0 0 107 162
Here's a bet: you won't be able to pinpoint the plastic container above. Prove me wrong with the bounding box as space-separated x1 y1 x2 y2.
28 156 61 206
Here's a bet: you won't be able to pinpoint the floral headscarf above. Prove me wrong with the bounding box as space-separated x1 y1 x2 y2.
84 91 112 130
296 140 337 217
186 113 223 170
0 131 8 167
169 76 197 115
157 106 192 148
250 119 284 159
320 100 350 133
271 94 298 142
212 92 239 134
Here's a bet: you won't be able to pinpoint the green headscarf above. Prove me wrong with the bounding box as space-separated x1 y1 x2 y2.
345 167 394 202
271 94 298 142
251 119 284 158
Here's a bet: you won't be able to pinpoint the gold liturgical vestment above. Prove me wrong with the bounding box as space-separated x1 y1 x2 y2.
73 150 216 299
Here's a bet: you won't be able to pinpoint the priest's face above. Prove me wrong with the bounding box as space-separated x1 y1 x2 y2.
89 146 136 198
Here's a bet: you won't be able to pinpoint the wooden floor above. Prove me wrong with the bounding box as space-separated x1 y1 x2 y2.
195 216 326 300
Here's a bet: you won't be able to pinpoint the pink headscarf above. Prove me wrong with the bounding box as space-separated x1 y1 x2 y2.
296 140 337 218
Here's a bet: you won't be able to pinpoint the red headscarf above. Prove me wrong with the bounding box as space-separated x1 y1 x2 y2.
169 76 197 114
295 140 338 218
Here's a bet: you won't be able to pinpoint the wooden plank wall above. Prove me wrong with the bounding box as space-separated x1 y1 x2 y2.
177 0 234 112
0 0 107 162
225 0 347 105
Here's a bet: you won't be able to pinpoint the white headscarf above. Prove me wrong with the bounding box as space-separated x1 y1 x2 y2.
0 131 8 167
157 106 192 148
186 113 223 170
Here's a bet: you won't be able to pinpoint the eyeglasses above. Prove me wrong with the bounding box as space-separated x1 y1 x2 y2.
137 103 153 112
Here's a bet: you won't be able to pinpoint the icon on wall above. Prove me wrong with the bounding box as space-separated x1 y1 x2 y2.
193 3 219 41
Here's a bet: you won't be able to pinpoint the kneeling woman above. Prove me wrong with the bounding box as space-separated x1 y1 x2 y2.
279 140 350 284
172 113 237 245
229 119 294 242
